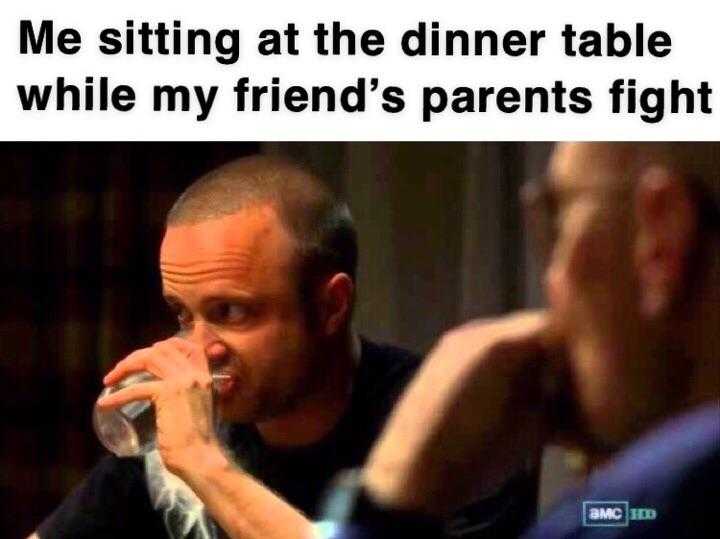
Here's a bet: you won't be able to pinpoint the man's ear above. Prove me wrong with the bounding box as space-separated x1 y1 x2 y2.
317 273 354 336
634 167 698 319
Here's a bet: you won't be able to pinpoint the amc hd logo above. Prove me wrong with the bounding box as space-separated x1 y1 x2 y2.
582 501 658 527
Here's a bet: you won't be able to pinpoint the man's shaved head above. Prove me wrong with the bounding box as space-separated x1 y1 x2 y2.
167 155 358 310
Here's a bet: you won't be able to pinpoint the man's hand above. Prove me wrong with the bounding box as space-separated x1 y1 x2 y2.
362 311 559 516
96 337 314 539
97 337 227 477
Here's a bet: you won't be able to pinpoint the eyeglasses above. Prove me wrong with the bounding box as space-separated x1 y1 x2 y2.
521 174 720 268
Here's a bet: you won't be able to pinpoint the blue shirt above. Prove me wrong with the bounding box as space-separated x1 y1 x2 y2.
524 403 719 538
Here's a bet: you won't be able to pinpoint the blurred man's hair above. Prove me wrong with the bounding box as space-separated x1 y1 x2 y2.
167 155 358 318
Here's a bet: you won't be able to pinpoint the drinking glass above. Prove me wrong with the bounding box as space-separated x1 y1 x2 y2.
93 370 229 457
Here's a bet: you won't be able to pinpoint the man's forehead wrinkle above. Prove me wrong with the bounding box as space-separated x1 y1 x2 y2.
160 266 251 281
160 247 261 288
161 274 252 288
160 268 259 296
160 251 255 269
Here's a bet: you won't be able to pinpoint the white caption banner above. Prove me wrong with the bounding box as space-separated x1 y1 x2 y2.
1 0 718 140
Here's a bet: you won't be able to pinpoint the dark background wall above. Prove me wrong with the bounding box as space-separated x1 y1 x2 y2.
0 142 571 538
0 143 259 536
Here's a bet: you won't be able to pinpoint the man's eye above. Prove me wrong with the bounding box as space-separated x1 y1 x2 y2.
209 303 248 324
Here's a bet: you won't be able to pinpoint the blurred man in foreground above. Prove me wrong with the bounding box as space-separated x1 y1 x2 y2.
324 143 719 538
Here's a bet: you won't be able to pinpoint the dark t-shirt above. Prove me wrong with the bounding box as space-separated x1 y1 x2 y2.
38 338 420 538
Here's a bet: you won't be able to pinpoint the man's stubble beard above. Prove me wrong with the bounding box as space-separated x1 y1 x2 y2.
220 339 330 425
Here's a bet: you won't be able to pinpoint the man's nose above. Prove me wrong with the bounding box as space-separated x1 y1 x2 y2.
205 341 229 363
187 322 229 363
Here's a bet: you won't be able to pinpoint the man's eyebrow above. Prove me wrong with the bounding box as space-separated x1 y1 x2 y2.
200 292 257 305
163 291 258 307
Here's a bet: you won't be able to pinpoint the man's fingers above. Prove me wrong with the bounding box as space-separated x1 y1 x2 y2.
96 381 163 409
103 347 159 385
104 339 197 386
159 337 208 371
482 311 552 372
151 340 190 373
